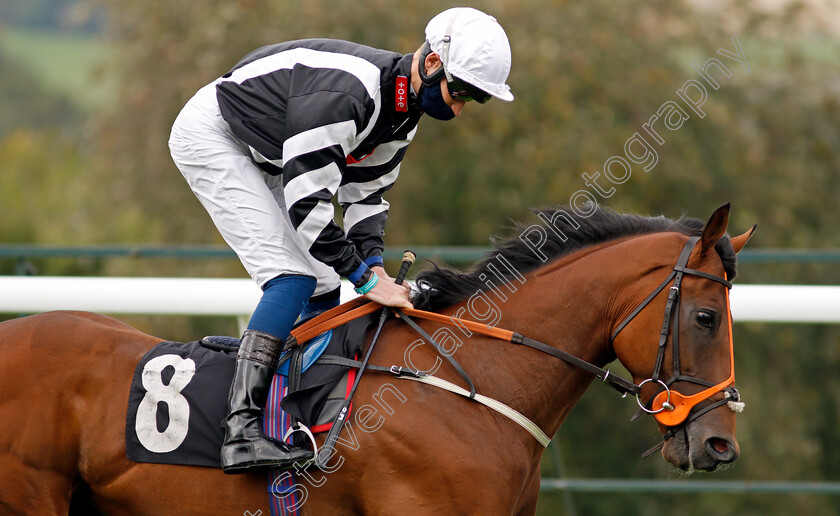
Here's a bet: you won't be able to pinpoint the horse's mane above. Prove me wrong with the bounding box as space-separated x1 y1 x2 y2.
412 206 738 311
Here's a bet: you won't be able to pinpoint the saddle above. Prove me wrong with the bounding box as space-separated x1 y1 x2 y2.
277 303 379 431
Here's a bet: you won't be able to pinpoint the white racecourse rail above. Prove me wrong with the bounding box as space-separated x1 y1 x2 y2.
0 277 838 323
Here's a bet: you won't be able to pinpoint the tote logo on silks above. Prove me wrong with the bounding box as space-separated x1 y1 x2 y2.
395 76 408 112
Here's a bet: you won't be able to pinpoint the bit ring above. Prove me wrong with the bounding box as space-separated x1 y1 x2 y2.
635 378 673 414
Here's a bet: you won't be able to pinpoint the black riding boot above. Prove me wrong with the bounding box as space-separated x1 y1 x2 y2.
221 330 313 473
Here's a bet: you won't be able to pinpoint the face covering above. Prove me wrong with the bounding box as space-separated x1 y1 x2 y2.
418 83 455 121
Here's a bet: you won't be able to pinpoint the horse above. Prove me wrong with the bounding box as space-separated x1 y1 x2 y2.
0 204 755 515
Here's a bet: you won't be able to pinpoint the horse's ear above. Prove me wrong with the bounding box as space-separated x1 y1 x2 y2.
730 224 757 254
700 203 731 253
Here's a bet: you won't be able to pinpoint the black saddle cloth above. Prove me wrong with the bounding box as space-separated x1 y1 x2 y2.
124 313 376 468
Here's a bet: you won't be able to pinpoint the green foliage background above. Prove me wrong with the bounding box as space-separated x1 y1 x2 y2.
1 0 839 514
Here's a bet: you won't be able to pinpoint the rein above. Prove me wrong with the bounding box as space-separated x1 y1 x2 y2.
393 309 641 398
289 236 743 451
397 237 743 445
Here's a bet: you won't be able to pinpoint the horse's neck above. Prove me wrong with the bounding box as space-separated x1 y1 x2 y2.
447 239 645 443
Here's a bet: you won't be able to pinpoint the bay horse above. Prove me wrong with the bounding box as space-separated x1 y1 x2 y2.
0 204 754 515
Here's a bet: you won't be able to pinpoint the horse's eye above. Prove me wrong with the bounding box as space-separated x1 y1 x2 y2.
696 310 715 329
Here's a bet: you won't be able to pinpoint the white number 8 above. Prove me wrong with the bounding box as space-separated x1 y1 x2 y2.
135 354 196 453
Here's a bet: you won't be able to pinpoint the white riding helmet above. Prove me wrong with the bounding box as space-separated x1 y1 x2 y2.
424 7 514 102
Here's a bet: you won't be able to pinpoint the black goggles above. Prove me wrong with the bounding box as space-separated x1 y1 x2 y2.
446 76 492 104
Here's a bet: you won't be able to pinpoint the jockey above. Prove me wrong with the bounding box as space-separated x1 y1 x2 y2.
168 7 513 473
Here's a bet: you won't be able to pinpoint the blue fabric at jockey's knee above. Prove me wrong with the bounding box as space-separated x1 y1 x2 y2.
301 287 341 320
247 275 316 339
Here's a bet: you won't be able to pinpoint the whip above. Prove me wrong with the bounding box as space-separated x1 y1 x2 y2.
314 250 416 468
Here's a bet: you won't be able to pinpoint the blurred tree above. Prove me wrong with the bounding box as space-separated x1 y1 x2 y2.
0 51 81 136
0 46 91 269
88 0 840 252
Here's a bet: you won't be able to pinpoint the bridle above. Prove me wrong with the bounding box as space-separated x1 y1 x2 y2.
610 235 742 451
393 235 743 444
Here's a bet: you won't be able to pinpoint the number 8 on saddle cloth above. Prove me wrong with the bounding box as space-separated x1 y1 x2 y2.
124 313 378 468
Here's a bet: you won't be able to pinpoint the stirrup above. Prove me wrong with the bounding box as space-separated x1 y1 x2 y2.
283 423 318 465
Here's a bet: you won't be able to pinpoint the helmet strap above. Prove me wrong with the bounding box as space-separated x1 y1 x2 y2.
420 10 461 86
439 10 460 83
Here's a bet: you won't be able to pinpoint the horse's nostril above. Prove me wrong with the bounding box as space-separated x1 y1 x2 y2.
705 437 737 463
711 438 729 454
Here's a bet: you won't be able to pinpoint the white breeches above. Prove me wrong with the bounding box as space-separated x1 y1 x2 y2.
168 81 340 295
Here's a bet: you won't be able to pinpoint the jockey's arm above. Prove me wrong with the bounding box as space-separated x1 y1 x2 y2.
280 91 411 309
